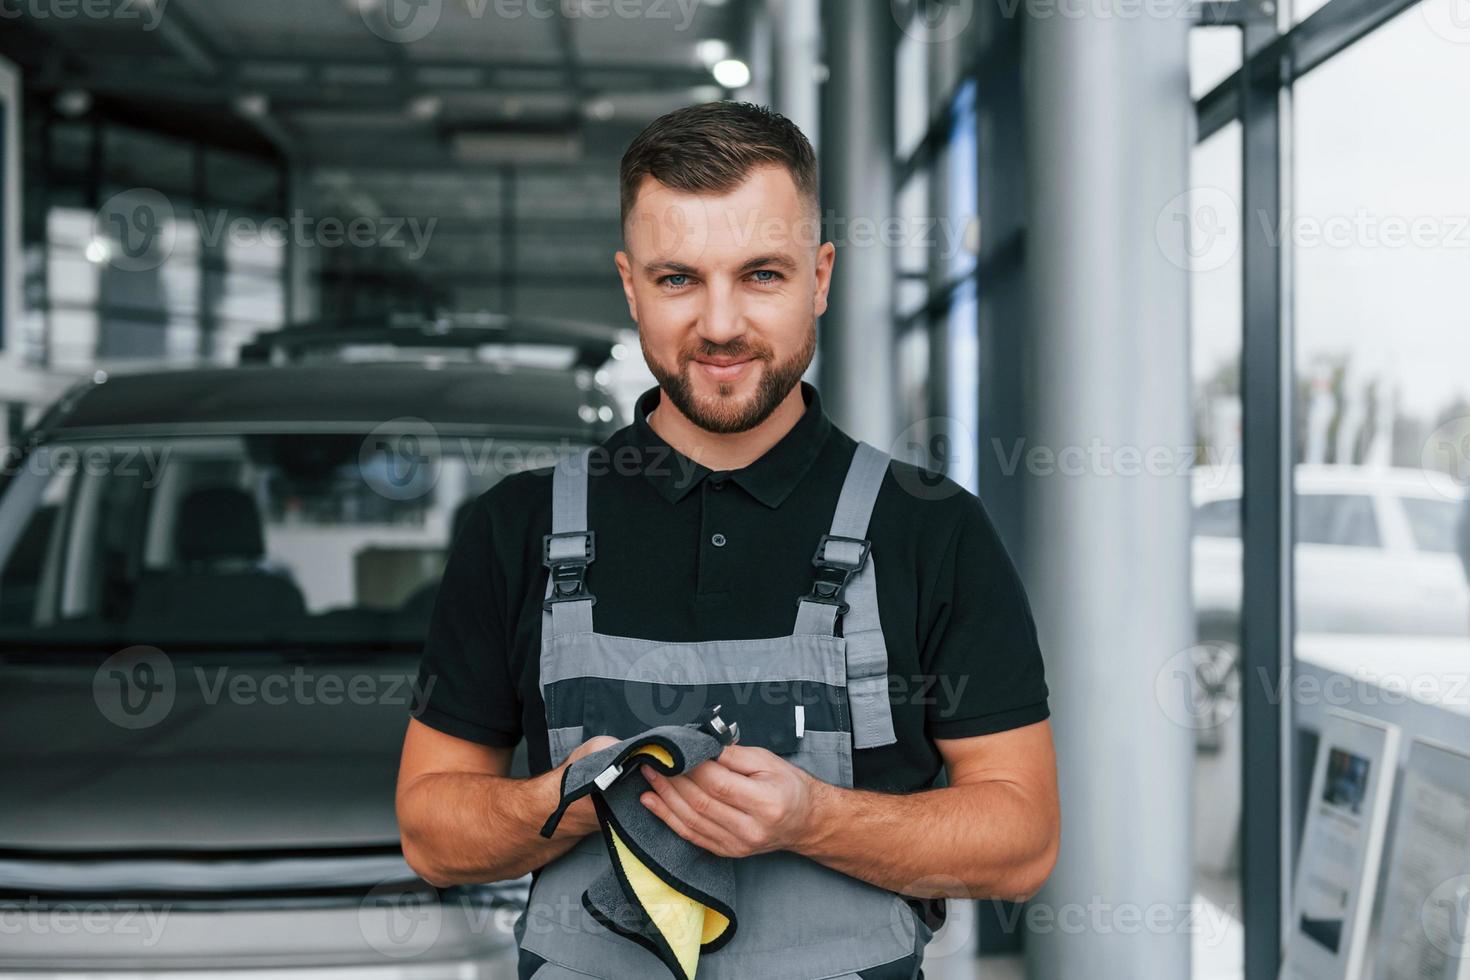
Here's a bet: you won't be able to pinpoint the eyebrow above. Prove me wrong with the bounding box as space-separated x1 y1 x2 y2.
643 255 799 278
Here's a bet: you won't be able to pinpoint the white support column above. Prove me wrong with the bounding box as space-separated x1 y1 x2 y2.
1020 15 1194 980
818 0 894 447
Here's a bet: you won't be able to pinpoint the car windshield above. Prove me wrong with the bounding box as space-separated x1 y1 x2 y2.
0 431 575 648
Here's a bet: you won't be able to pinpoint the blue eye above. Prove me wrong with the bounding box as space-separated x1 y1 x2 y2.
751 270 779 283
662 274 689 287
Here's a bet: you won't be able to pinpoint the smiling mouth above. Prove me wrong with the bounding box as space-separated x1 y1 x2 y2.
692 358 757 381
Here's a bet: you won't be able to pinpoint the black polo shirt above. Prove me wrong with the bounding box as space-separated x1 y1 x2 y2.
415 380 1049 794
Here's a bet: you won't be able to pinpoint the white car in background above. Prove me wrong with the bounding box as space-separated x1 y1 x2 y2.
1193 464 1470 642
1190 465 1470 877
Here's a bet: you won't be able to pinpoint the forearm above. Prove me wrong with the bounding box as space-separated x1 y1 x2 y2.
794 780 1057 901
398 768 587 887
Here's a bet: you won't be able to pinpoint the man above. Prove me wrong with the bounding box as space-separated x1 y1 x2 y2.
396 102 1059 979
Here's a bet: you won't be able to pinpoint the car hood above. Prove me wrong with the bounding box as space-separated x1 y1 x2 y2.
0 650 419 855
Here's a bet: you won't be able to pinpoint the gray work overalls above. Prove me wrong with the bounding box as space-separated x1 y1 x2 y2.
513 440 938 980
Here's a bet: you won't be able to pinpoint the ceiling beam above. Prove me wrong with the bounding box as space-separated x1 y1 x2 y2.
24 54 713 106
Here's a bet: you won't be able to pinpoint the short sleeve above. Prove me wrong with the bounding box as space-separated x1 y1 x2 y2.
921 493 1050 739
413 493 522 746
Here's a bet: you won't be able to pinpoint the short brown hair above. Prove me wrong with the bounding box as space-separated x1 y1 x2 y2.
618 101 819 232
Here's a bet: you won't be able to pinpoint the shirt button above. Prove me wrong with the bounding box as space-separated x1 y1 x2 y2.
711 533 727 547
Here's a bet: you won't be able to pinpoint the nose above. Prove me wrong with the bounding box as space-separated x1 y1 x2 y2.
696 278 745 345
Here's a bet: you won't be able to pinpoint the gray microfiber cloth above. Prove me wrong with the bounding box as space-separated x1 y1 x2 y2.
540 720 738 980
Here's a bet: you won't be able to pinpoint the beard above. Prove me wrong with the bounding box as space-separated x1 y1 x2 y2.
640 318 817 435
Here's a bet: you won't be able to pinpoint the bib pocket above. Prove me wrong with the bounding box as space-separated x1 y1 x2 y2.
576 677 837 758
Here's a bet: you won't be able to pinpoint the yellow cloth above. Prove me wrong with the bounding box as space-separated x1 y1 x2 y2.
608 744 731 978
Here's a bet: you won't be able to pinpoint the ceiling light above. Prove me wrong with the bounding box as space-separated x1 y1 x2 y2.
695 39 729 66
235 93 270 119
585 99 615 121
55 89 92 117
712 59 750 89
408 95 442 120
84 238 110 264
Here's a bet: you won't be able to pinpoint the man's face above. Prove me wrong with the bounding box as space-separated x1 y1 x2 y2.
615 164 835 435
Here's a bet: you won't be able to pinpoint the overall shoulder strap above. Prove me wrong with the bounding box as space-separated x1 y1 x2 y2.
794 440 898 749
542 446 596 639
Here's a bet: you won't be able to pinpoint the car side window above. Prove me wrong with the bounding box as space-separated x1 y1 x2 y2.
1296 494 1381 549
1194 498 1241 539
1400 497 1461 555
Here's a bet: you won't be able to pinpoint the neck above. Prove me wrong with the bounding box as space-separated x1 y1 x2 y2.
647 384 807 471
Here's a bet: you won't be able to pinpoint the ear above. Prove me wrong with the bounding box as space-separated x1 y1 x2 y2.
614 250 639 323
812 241 836 319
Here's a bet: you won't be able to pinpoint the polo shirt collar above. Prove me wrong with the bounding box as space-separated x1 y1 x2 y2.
629 379 831 509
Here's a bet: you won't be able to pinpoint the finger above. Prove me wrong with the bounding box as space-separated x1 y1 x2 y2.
687 755 768 807
642 766 757 848
639 790 727 855
713 744 781 777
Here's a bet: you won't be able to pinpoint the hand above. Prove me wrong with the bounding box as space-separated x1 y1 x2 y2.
547 734 620 838
637 744 825 858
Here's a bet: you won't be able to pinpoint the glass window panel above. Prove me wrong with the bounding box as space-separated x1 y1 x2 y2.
1294 0 1470 636
1401 497 1462 555
1296 494 1382 549
1191 26 1243 99
1188 117 1244 980
1195 497 1242 540
895 25 929 162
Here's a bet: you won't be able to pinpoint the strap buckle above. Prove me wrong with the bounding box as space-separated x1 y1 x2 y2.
801 534 871 615
542 530 596 609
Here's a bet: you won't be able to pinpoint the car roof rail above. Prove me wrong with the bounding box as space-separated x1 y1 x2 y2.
240 313 626 369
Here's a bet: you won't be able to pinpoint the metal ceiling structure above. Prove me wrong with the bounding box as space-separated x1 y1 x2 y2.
0 0 756 318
